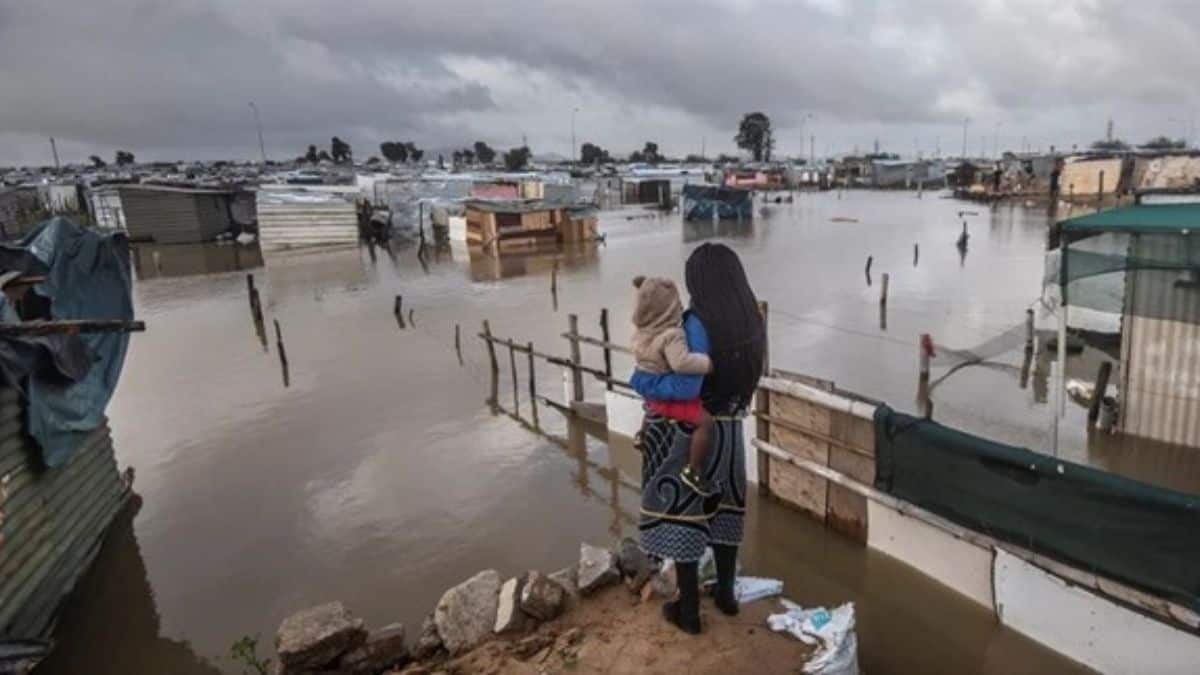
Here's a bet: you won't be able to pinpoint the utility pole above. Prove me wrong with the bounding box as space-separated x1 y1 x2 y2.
701 136 706 160
249 102 267 163
48 137 60 172
961 118 970 159
810 134 815 166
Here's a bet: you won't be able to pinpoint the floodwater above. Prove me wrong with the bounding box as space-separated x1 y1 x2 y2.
39 191 1112 674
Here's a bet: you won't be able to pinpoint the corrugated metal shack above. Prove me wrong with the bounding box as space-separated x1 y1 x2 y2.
116 185 245 244
0 392 131 642
620 178 671 207
86 185 126 231
1131 154 1200 192
256 186 360 251
0 187 42 240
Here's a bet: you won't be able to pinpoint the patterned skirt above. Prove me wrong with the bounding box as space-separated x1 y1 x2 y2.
638 414 747 562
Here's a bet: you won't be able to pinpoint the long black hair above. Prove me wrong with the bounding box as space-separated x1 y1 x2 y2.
685 243 764 412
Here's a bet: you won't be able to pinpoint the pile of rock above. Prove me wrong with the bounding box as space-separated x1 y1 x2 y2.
272 539 659 675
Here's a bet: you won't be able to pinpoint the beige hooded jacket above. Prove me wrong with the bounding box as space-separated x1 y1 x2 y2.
630 276 711 376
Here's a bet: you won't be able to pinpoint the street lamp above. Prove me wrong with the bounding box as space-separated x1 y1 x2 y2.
571 107 580 164
249 102 267 164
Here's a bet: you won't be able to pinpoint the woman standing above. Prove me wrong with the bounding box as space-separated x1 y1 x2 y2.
631 243 765 634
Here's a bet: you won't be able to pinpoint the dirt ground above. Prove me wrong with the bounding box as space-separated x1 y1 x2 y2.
402 585 814 675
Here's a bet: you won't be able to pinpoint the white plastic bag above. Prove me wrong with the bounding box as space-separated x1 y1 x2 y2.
767 599 860 675
734 576 784 604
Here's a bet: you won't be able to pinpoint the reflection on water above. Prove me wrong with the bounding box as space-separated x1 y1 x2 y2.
49 191 1187 673
37 501 223 675
132 243 262 281
464 242 599 283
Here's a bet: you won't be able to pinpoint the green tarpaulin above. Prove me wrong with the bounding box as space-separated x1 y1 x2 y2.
874 405 1200 612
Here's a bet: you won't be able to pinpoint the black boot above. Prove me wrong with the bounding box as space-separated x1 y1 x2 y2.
712 544 740 616
663 561 701 635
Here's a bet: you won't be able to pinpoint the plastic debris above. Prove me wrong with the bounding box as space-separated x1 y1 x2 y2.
767 599 860 675
733 576 783 604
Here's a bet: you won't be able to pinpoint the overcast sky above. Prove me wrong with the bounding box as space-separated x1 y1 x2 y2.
2 0 1198 165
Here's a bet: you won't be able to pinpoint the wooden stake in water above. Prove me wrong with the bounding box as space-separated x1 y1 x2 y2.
394 295 406 329
880 273 889 306
454 324 463 366
567 314 584 403
865 256 873 285
274 319 290 388
600 308 613 392
527 341 539 428
483 320 499 404
913 243 919 267
508 339 519 413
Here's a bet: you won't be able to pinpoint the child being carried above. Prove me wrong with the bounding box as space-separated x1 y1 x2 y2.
631 275 715 495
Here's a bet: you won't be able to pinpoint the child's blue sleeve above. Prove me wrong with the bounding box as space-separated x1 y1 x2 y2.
630 314 708 401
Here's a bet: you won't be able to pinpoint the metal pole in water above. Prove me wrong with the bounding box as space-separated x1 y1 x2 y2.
527 341 539 428
483 320 499 405
567 314 584 403
880 273 889 305
600 308 613 392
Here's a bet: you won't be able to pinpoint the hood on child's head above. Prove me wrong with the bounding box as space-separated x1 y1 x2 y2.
632 275 683 332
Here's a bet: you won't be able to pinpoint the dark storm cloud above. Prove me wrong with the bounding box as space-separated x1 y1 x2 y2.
1 0 1198 163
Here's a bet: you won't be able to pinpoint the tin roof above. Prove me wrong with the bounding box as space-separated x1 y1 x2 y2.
1059 204 1200 234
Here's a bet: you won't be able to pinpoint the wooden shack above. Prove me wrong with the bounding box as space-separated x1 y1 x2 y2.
463 200 596 251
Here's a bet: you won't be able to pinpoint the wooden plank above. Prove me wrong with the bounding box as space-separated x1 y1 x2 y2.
768 456 826 521
827 483 867 543
770 391 832 436
830 409 875 456
769 421 828 465
994 549 1200 674
829 445 874 485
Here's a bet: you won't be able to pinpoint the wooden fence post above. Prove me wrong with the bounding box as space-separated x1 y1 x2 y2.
527 341 539 428
600 308 613 392
483 320 499 404
508 339 519 414
1088 361 1113 425
1097 170 1105 206
567 314 584 403
756 300 771 495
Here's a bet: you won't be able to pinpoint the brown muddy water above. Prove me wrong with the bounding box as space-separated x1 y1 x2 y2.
38 191 1102 674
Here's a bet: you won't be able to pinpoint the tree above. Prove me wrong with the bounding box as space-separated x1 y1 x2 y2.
366 156 381 165
331 137 352 163
88 155 107 168
628 142 662 164
1140 136 1186 150
380 142 408 163
114 150 136 166
409 145 424 163
473 141 496 165
580 142 610 165
684 154 707 163
735 112 774 161
503 146 532 171
1090 138 1130 152
305 145 319 163
316 150 333 162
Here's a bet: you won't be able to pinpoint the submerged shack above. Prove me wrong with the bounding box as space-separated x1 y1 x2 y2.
116 185 251 244
0 218 140 669
462 200 597 251
1056 203 1200 446
679 185 752 221
620 177 671 208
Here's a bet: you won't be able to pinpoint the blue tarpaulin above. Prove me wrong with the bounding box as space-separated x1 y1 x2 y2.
0 218 133 467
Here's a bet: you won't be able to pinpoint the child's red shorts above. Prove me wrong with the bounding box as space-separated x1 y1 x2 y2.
646 399 705 425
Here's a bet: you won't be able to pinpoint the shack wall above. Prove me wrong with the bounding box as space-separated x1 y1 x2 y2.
119 188 232 244
1060 158 1125 197
256 192 359 251
1132 155 1200 191
0 385 130 641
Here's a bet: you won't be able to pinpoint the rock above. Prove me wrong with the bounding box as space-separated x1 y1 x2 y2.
275 601 367 670
338 622 408 674
547 566 579 602
519 571 565 622
577 543 619 595
433 569 501 655
494 575 529 635
411 615 443 661
615 538 654 593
